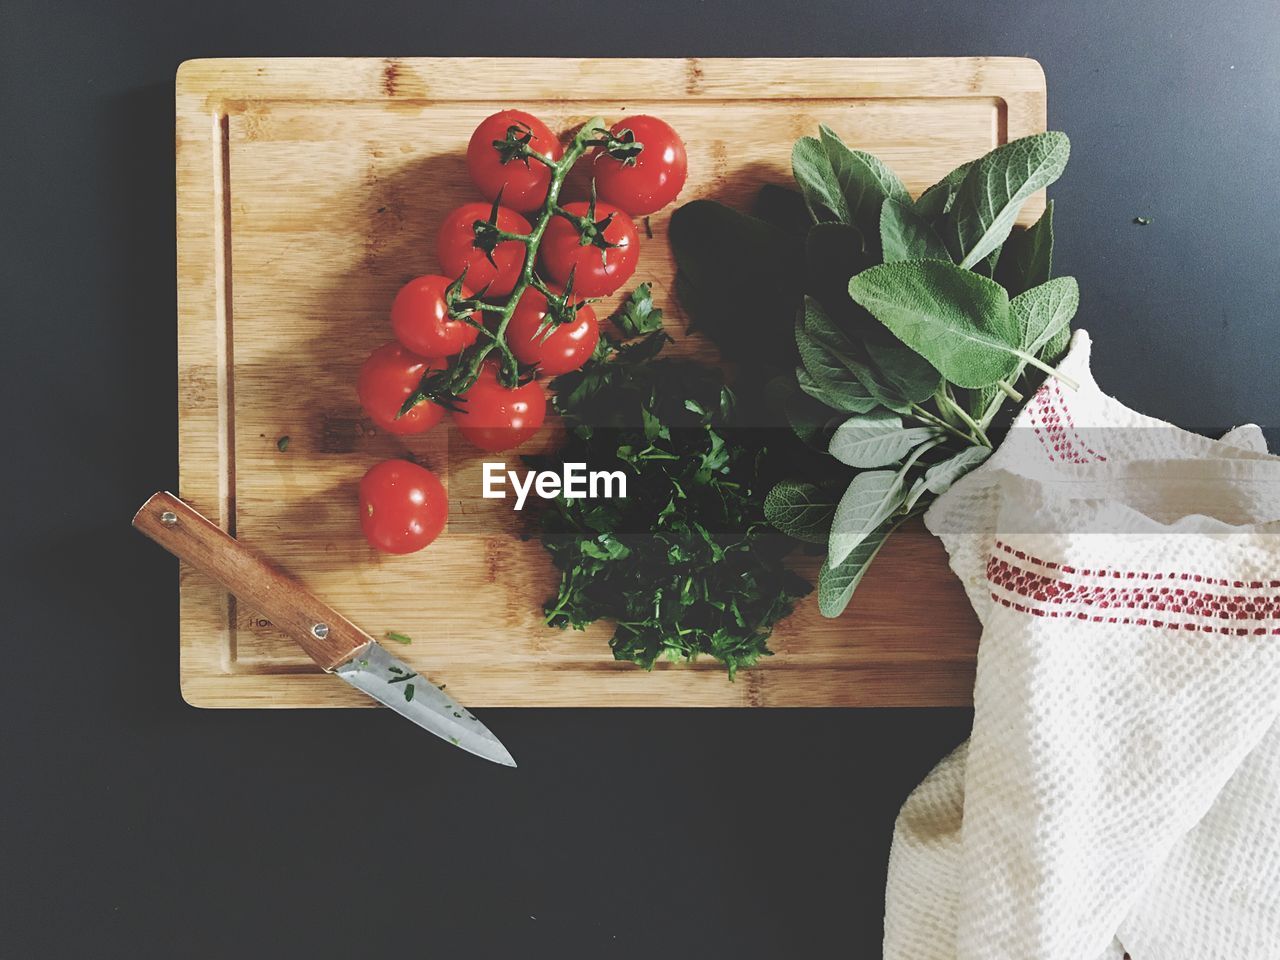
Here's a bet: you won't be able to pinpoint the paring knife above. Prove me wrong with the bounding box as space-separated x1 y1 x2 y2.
133 491 516 767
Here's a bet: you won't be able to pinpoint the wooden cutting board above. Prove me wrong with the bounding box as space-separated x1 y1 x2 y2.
175 56 1046 707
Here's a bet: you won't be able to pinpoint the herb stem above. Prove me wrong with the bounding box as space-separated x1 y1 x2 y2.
544 571 577 625
996 380 1023 403
899 436 944 475
939 393 992 448
1013 349 1079 391
909 403 976 446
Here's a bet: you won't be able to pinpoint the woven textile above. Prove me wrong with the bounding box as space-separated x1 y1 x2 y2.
884 332 1280 959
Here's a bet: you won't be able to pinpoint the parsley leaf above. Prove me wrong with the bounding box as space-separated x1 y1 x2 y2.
611 282 666 337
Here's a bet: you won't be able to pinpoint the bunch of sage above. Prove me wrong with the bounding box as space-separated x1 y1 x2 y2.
671 129 1076 616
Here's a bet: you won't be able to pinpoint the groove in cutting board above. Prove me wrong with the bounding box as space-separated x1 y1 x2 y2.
176 57 1045 707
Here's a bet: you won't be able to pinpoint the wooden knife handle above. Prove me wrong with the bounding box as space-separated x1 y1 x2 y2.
133 491 373 671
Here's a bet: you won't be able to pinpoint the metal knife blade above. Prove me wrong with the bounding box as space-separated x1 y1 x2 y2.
335 642 515 767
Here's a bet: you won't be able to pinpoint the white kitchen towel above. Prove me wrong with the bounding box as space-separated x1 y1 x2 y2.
883 331 1280 960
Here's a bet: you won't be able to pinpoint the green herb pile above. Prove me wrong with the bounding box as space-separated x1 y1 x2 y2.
531 286 811 677
672 129 1077 617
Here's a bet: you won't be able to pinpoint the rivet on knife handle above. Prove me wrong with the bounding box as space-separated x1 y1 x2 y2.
132 491 372 671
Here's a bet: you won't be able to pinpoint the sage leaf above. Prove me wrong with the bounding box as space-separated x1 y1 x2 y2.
864 340 942 404
1012 276 1079 355
819 124 910 246
947 132 1070 270
847 368 913 414
796 364 878 414
764 480 838 543
923 446 992 495
798 299 919 413
881 198 951 263
829 413 938 468
792 136 850 224
912 160 975 220
848 259 1020 389
795 301 881 412
798 297 915 412
828 470 905 567
996 200 1054 296
904 475 930 510
1039 323 1071 364
818 518 895 617
973 244 1003 279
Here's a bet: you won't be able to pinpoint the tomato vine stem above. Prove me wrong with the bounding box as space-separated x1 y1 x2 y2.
403 116 612 413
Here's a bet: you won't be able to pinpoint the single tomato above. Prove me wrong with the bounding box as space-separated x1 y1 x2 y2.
357 341 446 435
451 363 547 452
437 202 531 297
359 459 448 554
592 115 687 216
466 109 564 213
539 201 639 297
390 274 478 359
506 288 599 376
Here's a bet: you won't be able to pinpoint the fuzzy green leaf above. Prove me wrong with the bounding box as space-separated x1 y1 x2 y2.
847 259 1020 389
796 364 877 414
819 125 910 245
828 413 938 468
764 480 838 543
818 518 895 617
948 132 1070 270
923 446 992 495
864 340 942 404
792 136 850 223
996 200 1054 296
912 161 975 220
795 299 882 412
1012 276 1079 355
881 198 951 263
799 299 914 413
828 470 905 567
1039 324 1072 364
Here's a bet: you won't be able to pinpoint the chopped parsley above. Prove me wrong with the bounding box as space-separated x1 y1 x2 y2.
531 310 811 678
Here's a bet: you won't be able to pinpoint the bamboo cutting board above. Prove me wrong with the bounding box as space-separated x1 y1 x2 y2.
175 57 1046 707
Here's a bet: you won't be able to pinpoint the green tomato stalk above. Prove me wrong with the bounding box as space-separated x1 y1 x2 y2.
400 117 637 416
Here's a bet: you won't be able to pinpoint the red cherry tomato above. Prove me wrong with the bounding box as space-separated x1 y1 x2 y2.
437 203 531 298
539 201 639 297
390 275 478 359
451 363 547 452
592 116 688 216
506 288 600 376
359 459 448 554
466 110 564 213
357 342 446 435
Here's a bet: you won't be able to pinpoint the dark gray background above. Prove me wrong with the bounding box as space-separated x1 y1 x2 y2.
3 1 1277 956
